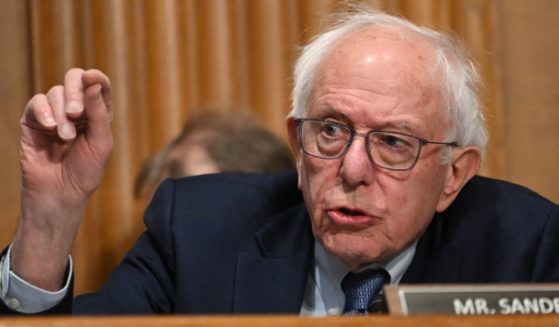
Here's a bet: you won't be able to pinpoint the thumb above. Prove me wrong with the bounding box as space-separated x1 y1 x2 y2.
83 84 113 163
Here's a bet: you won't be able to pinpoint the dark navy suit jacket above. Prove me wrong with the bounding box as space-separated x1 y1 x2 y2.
2 171 559 315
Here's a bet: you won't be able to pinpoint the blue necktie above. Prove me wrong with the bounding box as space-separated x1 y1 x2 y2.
341 268 391 314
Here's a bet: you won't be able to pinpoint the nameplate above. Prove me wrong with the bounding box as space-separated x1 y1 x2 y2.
384 284 559 316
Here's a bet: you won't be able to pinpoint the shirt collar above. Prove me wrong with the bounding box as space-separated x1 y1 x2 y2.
308 240 417 315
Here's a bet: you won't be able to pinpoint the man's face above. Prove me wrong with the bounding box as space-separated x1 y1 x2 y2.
293 28 455 270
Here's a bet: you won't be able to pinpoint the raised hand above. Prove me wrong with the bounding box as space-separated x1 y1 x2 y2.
11 68 113 291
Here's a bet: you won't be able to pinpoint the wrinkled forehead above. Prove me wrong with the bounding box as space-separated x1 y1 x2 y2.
306 25 450 136
319 25 440 88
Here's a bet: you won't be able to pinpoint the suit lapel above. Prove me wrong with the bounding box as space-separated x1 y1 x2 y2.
233 203 313 313
401 214 462 283
233 251 310 313
231 200 465 312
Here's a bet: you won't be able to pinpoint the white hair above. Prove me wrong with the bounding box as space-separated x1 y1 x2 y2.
289 6 488 157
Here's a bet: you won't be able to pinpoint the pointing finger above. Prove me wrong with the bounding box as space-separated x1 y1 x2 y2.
64 68 86 119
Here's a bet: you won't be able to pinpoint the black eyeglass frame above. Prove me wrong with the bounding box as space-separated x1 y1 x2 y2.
295 118 459 171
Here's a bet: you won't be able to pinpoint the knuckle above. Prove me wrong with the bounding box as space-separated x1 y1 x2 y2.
47 85 63 97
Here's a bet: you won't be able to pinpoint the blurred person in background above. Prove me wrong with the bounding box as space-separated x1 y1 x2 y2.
134 111 295 203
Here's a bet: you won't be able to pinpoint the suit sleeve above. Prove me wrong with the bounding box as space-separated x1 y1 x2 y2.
73 179 178 314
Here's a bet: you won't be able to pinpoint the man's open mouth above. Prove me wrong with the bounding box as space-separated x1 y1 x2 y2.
339 207 365 217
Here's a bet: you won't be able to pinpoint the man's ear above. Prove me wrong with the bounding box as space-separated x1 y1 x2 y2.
436 146 482 212
286 117 300 154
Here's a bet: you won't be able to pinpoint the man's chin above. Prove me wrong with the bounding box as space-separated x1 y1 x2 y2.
319 234 386 268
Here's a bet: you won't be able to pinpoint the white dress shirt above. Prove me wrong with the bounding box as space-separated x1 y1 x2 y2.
300 241 417 316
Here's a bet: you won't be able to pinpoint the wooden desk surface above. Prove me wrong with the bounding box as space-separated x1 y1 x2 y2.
0 315 558 327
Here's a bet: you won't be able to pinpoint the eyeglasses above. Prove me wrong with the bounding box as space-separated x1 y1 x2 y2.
295 118 458 171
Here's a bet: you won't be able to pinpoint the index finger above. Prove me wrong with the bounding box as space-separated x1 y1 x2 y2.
63 68 86 119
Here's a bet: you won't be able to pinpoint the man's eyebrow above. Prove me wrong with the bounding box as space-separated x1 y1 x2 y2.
312 105 427 135
375 120 416 132
313 106 348 119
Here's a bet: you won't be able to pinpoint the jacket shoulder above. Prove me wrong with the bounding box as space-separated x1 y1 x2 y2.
462 175 555 204
440 175 558 233
406 176 559 283
144 170 303 244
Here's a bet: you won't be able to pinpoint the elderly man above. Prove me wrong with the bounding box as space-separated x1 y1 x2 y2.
1 7 558 315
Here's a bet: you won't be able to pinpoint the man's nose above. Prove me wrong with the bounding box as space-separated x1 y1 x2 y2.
339 136 375 186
